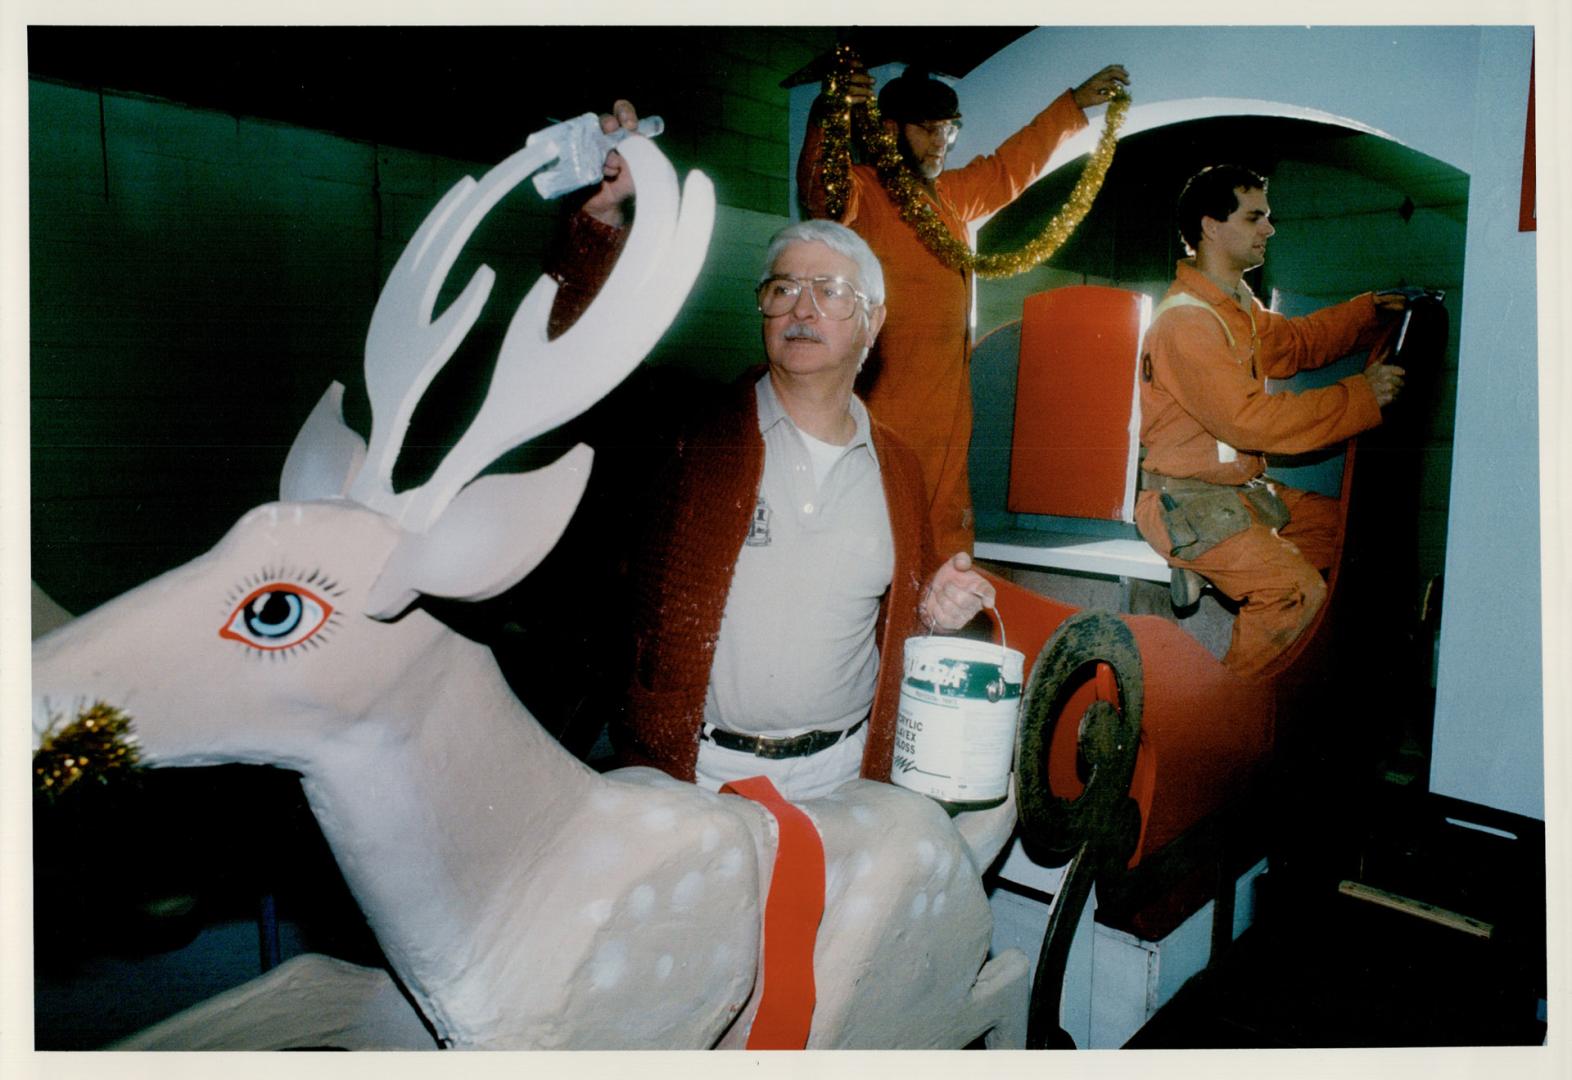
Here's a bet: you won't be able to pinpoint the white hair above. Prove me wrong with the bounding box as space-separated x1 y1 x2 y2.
761 219 885 306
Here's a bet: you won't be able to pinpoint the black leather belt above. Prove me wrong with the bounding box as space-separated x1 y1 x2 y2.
703 716 867 760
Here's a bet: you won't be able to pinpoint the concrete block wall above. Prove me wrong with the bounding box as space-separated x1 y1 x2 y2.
666 29 830 220
30 57 816 614
32 80 379 613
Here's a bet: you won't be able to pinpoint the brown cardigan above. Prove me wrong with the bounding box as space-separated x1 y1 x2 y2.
615 375 939 783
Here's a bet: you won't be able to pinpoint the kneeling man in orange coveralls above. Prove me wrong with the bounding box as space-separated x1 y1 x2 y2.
1135 164 1413 679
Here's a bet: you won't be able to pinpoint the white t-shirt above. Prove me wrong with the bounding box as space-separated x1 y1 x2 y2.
701 376 895 740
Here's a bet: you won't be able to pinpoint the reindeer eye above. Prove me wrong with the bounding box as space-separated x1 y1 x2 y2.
220 584 334 651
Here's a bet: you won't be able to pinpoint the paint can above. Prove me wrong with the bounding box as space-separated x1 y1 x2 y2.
892 621 1025 812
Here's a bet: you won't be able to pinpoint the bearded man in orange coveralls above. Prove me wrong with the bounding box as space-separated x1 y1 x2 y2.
799 60 1129 556
1136 164 1414 678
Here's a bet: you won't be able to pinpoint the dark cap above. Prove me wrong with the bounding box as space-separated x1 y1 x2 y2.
878 68 961 123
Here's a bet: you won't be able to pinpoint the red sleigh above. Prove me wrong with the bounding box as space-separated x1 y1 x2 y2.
970 283 1445 1046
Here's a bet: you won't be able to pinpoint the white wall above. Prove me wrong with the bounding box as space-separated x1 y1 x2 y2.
793 26 1541 818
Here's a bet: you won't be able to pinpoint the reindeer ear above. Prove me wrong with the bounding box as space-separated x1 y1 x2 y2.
363 444 593 620
281 383 368 501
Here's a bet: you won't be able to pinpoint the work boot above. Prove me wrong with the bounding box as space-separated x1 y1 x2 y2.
1170 567 1205 609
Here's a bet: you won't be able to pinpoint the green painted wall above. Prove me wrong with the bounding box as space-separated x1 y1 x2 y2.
30 76 798 614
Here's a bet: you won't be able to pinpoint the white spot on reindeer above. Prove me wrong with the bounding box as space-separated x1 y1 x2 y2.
700 824 720 852
933 892 948 917
575 835 630 876
842 894 875 924
628 884 656 921
915 838 937 870
822 858 848 899
851 805 875 826
590 940 628 989
656 954 675 981
935 847 954 877
672 870 705 910
641 805 677 832
854 851 875 879
589 787 626 814
716 847 746 879
582 898 613 926
911 892 929 918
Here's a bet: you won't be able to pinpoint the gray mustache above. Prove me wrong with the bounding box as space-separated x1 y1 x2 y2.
784 324 824 342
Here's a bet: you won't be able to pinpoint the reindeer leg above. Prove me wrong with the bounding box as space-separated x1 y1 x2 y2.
975 947 1031 1049
110 953 439 1051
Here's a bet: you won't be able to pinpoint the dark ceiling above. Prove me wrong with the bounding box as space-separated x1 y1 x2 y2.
27 24 1466 284
26 25 1032 164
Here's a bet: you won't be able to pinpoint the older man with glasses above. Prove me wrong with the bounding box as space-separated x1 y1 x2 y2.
799 60 1129 557
608 216 997 800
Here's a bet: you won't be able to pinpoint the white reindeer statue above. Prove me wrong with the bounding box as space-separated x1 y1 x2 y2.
32 132 1028 1050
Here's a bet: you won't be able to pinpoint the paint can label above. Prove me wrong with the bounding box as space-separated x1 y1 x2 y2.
893 636 1025 805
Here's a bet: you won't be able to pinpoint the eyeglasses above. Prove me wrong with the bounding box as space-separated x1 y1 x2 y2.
909 119 962 147
756 275 871 321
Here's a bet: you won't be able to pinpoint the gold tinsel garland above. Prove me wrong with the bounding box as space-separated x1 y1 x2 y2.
818 45 1129 280
34 701 142 802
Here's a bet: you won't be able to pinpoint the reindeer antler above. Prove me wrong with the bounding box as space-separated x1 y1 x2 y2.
401 136 715 531
275 127 718 618
345 141 557 518
342 134 713 534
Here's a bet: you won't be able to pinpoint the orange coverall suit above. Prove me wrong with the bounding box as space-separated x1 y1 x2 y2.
799 91 1088 556
1136 260 1388 678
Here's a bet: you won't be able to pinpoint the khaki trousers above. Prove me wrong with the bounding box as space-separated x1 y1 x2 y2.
1135 484 1340 679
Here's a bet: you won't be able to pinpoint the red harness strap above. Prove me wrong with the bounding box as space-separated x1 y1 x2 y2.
720 775 827 1050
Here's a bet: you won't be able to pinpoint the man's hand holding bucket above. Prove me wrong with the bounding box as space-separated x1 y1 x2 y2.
920 552 996 632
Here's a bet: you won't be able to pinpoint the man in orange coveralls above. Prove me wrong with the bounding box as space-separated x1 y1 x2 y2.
798 59 1129 556
1136 164 1411 679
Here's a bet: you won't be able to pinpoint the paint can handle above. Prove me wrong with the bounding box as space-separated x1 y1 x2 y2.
924 598 1009 660
986 601 1009 658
